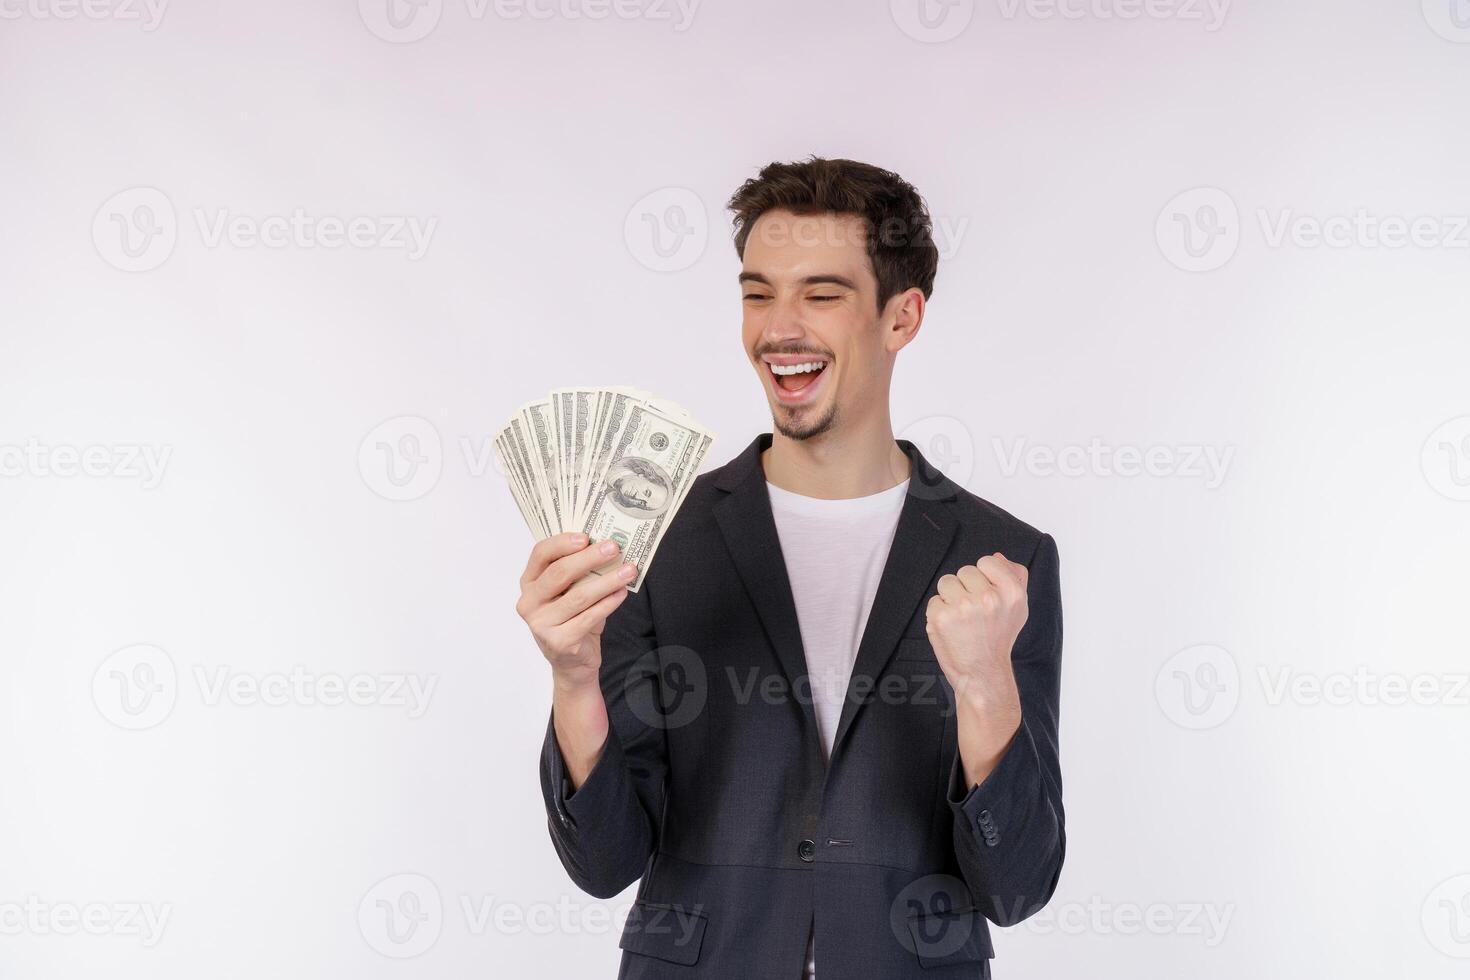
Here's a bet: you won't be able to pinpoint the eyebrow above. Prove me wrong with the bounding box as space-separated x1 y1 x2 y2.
738 273 858 290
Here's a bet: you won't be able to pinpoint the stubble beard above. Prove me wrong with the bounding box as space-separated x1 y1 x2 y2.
773 400 839 441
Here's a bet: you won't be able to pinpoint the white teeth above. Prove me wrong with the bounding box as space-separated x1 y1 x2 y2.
769 361 825 376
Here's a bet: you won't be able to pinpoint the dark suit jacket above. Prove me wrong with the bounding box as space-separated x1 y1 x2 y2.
539 433 1065 978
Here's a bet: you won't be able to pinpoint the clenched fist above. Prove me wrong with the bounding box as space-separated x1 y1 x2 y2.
926 552 1030 786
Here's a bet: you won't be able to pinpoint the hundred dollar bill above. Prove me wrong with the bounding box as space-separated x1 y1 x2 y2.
578 399 715 592
519 399 564 533
494 433 543 539
497 421 551 539
579 387 645 529
552 387 597 528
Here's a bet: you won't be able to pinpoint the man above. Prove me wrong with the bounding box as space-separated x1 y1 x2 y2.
517 158 1064 978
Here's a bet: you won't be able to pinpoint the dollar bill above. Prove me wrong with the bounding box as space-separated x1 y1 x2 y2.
497 421 551 539
519 399 564 534
497 386 715 591
577 399 714 592
551 387 597 526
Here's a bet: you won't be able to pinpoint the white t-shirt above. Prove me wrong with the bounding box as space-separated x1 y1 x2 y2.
766 477 910 980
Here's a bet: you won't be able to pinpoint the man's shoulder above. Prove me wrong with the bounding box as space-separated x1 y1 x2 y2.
942 482 1055 563
685 463 727 503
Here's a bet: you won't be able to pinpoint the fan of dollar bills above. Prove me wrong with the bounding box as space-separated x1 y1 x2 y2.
494 387 716 592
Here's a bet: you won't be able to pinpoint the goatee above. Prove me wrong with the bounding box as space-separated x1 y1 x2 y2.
773 402 838 441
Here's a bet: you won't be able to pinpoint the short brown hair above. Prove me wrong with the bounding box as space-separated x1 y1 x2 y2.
726 157 939 312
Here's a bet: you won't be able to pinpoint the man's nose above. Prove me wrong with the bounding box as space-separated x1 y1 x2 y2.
761 295 806 345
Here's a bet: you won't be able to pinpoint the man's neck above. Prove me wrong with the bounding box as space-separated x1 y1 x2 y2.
761 419 912 500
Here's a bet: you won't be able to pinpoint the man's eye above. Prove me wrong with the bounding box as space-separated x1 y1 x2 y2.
810 296 840 303
743 293 771 301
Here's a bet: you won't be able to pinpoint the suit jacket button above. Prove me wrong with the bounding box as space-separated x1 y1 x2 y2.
797 839 816 863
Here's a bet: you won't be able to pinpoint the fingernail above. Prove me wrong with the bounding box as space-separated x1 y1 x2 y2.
600 541 618 556
618 564 636 579
571 533 587 544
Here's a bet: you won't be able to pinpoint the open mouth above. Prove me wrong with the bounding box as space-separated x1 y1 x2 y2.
763 357 829 399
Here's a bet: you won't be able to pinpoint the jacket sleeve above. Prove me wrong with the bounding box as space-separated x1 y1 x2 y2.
945 532 1065 926
539 578 668 900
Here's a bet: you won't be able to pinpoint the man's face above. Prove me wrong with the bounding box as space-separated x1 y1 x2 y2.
739 210 895 441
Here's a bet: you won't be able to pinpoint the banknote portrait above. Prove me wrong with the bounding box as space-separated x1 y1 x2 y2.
601 456 673 518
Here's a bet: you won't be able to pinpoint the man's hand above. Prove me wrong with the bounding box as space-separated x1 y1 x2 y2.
925 552 1031 788
519 532 637 678
517 532 638 788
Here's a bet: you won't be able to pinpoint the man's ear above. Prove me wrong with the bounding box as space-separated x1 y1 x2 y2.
884 287 925 354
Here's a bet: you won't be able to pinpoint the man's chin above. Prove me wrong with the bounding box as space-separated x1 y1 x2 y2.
771 401 838 441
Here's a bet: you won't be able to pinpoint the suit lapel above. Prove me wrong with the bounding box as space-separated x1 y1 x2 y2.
828 442 958 761
712 434 821 738
711 435 961 763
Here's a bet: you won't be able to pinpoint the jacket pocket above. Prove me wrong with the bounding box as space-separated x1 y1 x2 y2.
619 900 708 966
905 905 993 968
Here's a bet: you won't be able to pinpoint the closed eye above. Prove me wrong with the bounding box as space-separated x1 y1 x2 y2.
808 295 841 303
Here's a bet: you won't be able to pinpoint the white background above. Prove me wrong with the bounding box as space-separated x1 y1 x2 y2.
3 0 1469 977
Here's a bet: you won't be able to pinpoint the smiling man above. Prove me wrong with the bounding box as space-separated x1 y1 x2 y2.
518 158 1065 978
